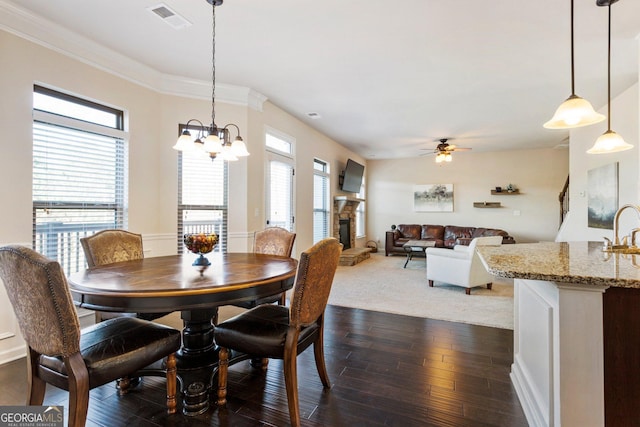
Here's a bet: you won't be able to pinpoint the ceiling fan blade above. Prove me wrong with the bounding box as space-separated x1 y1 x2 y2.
453 147 472 151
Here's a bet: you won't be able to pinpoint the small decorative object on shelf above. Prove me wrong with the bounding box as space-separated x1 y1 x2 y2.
474 202 501 208
184 233 218 266
491 184 520 195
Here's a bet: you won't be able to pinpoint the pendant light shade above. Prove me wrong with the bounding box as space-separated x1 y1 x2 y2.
587 0 633 154
544 0 605 129
544 94 605 129
587 130 633 154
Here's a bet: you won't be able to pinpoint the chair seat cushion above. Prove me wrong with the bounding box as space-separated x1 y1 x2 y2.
214 305 319 358
38 317 181 390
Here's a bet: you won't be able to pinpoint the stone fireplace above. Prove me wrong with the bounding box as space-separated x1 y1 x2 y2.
333 196 361 248
334 196 370 265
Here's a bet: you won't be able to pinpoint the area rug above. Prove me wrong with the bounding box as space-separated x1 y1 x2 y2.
327 252 514 329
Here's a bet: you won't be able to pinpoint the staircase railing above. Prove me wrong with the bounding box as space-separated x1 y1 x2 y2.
559 175 569 227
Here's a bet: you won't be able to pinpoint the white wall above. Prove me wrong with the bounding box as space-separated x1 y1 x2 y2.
366 148 569 245
558 81 639 242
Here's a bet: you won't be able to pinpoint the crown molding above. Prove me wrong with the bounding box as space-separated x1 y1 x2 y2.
0 0 267 111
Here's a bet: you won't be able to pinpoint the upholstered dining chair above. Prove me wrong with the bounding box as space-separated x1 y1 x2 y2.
0 245 181 427
231 226 296 308
425 235 503 295
215 237 342 427
80 229 168 322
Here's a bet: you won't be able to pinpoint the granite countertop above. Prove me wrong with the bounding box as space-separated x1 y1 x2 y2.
476 241 640 288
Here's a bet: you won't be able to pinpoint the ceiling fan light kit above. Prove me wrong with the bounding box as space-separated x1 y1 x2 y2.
587 0 633 154
430 138 471 164
544 0 605 129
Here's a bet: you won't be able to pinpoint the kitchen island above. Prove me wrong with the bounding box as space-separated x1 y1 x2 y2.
477 241 640 427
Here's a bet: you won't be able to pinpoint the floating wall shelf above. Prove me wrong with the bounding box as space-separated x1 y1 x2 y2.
491 190 520 195
473 202 501 208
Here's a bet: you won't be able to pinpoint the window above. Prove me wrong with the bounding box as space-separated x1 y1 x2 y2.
266 132 293 155
355 178 366 238
32 85 127 275
313 159 330 243
177 124 228 253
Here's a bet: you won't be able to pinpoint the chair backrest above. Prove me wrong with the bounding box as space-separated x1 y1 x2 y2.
81 229 144 267
289 237 342 327
0 245 81 357
468 236 502 255
468 235 503 251
253 227 296 257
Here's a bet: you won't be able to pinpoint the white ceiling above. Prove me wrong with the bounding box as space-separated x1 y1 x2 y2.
3 0 640 159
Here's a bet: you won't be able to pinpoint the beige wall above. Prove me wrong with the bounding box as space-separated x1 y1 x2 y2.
0 29 366 362
0 29 364 259
366 148 569 244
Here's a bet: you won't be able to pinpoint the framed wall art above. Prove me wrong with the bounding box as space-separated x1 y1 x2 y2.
587 162 618 229
414 184 454 212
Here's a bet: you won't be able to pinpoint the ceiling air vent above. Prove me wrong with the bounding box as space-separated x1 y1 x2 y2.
147 3 192 30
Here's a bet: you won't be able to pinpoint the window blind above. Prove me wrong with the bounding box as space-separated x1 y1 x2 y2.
177 126 228 253
33 122 126 275
313 159 330 243
268 159 294 230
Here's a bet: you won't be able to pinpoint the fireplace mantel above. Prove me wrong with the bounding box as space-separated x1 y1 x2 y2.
334 195 364 214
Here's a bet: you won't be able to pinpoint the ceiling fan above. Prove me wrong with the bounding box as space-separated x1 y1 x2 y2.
421 138 471 162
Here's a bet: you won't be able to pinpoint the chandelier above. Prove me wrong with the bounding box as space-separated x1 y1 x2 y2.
173 0 249 161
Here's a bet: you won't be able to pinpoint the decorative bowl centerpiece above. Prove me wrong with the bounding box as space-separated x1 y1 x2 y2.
183 233 219 266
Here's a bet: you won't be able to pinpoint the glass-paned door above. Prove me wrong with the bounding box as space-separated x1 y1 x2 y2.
266 154 294 231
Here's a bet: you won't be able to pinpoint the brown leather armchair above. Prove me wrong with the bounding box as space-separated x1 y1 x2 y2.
0 245 181 427
215 237 342 427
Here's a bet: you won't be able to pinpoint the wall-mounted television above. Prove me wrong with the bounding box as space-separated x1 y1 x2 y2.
341 159 365 193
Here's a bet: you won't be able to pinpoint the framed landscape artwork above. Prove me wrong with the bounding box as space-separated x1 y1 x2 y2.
587 162 618 229
414 184 454 212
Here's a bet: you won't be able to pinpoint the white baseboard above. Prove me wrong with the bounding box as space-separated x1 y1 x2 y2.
511 358 549 427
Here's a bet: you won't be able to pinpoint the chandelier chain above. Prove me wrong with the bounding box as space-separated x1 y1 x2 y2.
211 2 216 128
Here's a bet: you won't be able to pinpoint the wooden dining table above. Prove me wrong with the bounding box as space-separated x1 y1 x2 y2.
67 252 298 416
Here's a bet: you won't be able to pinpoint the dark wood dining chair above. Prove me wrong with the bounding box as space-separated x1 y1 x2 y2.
215 237 342 427
231 226 296 308
80 229 172 392
80 229 168 322
0 245 181 427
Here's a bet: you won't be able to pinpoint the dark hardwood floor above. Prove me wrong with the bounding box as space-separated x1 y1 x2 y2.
0 305 527 426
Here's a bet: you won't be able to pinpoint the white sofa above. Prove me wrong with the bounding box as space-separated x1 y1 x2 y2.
425 235 503 295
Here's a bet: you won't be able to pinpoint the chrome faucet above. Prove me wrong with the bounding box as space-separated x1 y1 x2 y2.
609 204 640 250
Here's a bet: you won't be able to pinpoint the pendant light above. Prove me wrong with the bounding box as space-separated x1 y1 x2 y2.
544 0 605 129
173 0 249 161
587 0 633 154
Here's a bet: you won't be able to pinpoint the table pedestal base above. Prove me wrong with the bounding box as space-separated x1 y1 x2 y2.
178 308 219 416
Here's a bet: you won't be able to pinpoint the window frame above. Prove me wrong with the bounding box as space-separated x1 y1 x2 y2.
32 85 128 275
